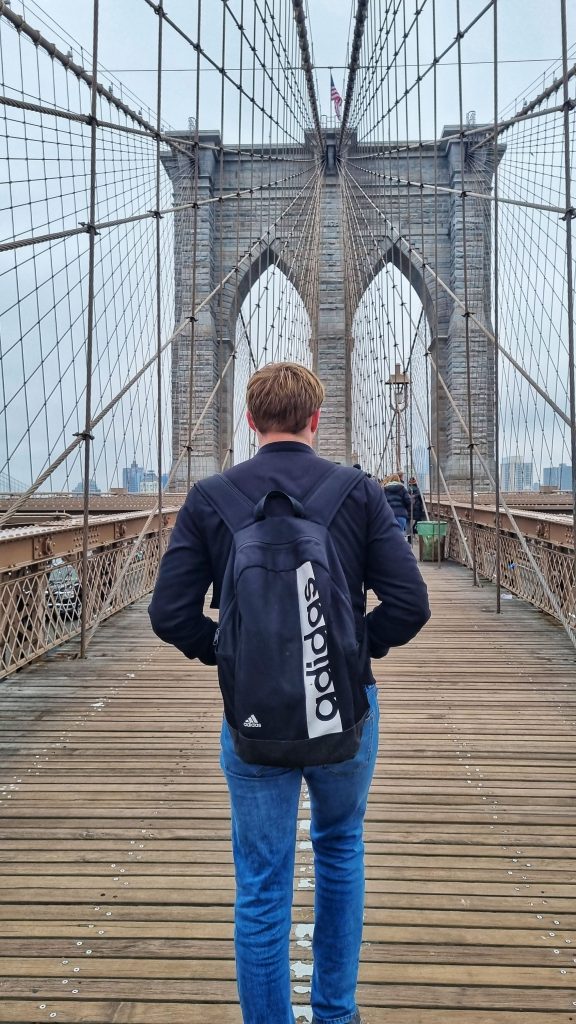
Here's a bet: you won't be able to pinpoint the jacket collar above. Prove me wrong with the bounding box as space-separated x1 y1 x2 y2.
256 441 317 455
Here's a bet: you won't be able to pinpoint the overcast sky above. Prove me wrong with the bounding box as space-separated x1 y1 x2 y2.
2 1 575 488
13 0 576 134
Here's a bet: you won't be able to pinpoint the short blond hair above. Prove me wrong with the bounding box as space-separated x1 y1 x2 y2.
247 362 325 434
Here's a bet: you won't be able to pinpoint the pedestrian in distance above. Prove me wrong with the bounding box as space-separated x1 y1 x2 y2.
383 472 412 533
149 361 430 1024
407 475 424 538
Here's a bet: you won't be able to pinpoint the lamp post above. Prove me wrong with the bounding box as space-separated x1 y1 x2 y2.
386 362 410 475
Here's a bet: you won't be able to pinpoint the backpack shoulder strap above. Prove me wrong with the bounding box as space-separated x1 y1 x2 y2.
195 474 254 534
304 465 365 526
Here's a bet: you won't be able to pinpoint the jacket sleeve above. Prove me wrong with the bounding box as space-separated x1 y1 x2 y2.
148 488 217 664
364 479 430 657
403 486 413 515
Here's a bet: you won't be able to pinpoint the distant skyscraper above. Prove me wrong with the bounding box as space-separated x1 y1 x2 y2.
409 444 430 495
411 444 429 475
543 463 572 490
123 459 144 493
543 466 557 488
500 455 533 491
139 470 158 494
411 445 429 480
72 478 101 495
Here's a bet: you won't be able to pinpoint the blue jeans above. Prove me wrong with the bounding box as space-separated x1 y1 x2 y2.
220 684 379 1024
395 515 407 532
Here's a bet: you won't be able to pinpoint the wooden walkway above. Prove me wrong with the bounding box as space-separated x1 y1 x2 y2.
0 561 575 1024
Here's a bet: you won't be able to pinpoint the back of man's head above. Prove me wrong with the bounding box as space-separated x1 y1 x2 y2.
247 362 325 435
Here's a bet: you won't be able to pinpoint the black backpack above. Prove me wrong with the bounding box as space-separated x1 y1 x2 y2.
196 466 369 767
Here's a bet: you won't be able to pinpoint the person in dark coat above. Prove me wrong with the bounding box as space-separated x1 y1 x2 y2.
383 473 412 532
149 362 430 1024
408 476 424 536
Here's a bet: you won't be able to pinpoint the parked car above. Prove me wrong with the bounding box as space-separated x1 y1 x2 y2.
46 559 82 621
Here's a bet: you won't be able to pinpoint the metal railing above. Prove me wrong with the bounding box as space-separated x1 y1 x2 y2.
2 497 574 678
439 503 575 639
0 510 177 678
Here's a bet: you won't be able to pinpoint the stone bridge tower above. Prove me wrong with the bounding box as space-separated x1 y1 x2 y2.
162 126 499 490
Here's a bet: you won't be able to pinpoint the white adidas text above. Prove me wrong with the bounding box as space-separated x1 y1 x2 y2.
243 714 261 728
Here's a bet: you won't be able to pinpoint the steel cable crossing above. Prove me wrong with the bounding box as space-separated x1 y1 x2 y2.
0 0 575 658
0 0 325 658
338 0 575 643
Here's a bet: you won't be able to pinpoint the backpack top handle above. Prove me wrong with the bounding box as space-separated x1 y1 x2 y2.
254 490 305 521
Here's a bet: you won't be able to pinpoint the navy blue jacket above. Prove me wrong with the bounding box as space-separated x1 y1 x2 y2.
409 484 424 522
384 481 412 518
149 442 431 684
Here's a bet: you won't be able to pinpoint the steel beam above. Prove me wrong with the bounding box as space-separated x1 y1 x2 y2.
0 509 179 572
438 501 574 550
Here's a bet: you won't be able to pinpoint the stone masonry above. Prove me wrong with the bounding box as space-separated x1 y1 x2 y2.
162 127 500 490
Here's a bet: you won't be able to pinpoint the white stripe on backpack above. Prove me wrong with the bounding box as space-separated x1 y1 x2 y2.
296 561 343 739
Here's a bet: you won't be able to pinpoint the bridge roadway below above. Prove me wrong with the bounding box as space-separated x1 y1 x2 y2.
0 561 575 1023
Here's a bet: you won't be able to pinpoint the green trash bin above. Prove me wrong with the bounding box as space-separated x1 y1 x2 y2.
418 520 448 562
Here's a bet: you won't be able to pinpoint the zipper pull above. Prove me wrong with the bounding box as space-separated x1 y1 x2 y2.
213 627 220 649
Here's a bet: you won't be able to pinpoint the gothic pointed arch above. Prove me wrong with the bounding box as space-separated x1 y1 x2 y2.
227 255 314 464
353 238 441 339
222 241 313 341
351 257 431 479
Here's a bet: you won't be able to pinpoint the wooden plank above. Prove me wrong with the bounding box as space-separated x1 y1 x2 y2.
0 1003 569 1024
0 561 575 1023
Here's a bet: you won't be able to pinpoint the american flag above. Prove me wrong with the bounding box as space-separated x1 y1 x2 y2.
330 75 342 120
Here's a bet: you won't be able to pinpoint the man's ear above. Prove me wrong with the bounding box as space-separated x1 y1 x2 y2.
310 409 321 434
246 410 257 432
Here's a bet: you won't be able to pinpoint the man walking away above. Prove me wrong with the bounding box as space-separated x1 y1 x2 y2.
149 362 430 1024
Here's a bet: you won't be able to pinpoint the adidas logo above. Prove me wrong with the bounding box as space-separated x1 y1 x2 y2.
243 714 261 728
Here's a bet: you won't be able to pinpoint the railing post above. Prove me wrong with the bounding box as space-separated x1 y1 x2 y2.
432 0 442 566
493 0 502 613
155 0 165 567
560 0 576 587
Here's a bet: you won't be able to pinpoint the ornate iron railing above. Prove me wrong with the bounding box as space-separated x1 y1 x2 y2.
0 510 177 678
439 503 575 639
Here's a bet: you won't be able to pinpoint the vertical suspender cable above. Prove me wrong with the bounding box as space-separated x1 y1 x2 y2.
257 3 265 367
186 0 202 490
228 0 243 470
218 5 227 466
493 0 502 611
415 3 426 520
256 3 266 371
248 0 256 458
399 3 409 483
425 312 432 511
79 0 100 658
384 5 394 474
560 0 576 585
456 0 478 585
432 0 442 564
155 0 164 560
